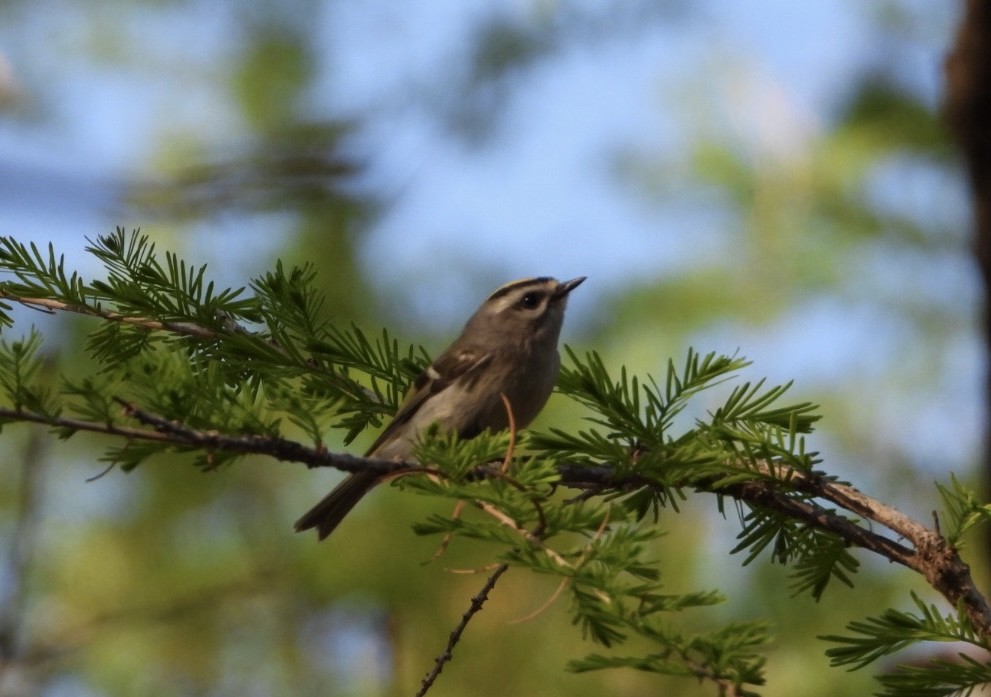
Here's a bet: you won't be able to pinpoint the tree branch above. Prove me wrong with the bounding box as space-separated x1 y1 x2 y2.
0 404 409 479
4 402 989 642
558 463 991 639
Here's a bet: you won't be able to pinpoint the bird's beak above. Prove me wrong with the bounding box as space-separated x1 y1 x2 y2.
554 276 586 299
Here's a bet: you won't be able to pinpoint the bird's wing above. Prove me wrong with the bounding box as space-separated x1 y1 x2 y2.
364 345 492 456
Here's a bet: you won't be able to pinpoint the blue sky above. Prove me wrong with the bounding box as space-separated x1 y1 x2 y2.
0 1 960 279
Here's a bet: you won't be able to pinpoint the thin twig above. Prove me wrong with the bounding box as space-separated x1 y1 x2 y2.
473 500 569 568
0 291 218 339
509 577 569 625
427 500 466 563
414 564 509 697
504 509 611 624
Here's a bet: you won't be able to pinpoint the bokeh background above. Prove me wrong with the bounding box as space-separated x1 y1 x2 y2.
0 1 980 696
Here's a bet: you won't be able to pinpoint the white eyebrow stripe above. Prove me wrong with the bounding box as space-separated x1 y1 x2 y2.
486 276 555 301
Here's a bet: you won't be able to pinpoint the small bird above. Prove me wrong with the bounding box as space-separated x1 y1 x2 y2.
294 276 585 540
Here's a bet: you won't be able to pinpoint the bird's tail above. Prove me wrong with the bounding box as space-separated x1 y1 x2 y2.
294 470 379 540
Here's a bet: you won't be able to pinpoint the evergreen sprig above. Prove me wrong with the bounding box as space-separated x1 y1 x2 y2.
936 474 991 548
568 620 769 697
533 343 849 601
819 591 991 695
874 654 991 697
0 328 59 420
0 238 90 308
86 231 254 322
822 592 983 671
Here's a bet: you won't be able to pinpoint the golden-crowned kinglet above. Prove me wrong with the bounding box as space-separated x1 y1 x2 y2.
295 276 585 540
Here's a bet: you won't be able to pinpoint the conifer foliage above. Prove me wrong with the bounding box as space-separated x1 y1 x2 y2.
1 230 990 696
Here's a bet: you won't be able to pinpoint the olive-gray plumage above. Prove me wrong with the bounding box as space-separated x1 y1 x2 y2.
294 276 585 540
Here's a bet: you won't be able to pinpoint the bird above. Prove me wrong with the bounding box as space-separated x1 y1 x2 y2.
294 275 585 540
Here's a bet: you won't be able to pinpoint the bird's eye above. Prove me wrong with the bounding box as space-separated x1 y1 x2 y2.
519 292 541 309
